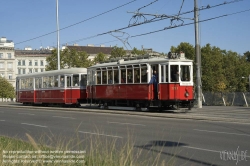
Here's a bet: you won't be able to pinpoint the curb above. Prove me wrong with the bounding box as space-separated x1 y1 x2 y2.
0 104 249 124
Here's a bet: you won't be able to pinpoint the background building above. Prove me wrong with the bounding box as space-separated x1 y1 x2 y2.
0 37 16 87
15 48 51 76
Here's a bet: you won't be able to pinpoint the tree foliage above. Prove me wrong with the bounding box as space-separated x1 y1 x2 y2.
131 47 146 56
0 77 15 99
46 48 93 71
93 52 108 64
110 46 126 59
243 51 250 62
171 43 250 92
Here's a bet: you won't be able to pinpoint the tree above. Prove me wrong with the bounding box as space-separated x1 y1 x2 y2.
131 47 146 56
93 52 108 64
243 51 250 62
46 48 93 71
170 42 195 60
0 77 15 100
109 46 126 59
171 42 250 92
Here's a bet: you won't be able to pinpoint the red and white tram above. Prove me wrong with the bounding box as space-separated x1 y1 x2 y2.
86 52 194 110
16 68 87 106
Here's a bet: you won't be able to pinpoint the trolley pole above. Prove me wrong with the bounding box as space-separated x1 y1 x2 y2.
194 0 202 108
56 0 60 70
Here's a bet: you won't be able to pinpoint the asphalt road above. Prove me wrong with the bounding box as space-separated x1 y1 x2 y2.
0 106 250 166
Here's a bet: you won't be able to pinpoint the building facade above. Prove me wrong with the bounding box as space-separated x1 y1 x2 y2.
0 37 16 87
15 49 51 76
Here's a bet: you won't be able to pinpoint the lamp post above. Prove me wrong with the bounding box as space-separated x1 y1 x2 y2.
56 0 60 70
241 76 250 92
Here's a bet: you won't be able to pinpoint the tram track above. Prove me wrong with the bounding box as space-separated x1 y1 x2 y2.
0 103 250 124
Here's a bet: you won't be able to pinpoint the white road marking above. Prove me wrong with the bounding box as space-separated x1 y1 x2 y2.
0 120 5 121
18 113 35 116
107 121 146 126
78 131 122 138
21 123 47 128
183 146 250 158
194 129 250 137
52 116 76 119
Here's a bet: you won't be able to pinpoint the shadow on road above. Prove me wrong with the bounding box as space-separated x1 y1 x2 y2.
135 140 220 166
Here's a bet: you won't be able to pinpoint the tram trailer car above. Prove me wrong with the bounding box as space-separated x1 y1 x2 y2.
16 68 87 107
86 52 195 110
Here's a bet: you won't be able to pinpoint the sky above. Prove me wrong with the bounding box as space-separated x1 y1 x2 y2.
1 0 250 55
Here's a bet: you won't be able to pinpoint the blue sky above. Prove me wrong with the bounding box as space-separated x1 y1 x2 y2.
1 0 250 54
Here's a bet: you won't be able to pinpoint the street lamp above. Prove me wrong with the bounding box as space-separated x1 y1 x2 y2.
241 76 250 92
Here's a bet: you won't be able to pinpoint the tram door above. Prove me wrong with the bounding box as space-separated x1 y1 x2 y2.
16 79 19 102
151 65 159 100
65 75 72 103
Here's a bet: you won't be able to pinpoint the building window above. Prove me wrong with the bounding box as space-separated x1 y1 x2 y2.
0 53 3 58
8 74 12 80
0 62 4 69
35 60 38 66
18 69 21 74
22 60 25 66
18 60 21 66
29 68 33 73
7 63 13 69
29 60 32 66
22 69 26 74
41 68 44 72
7 53 11 59
34 69 38 72
40 60 44 66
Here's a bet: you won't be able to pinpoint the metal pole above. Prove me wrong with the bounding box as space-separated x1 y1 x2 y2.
56 0 60 70
249 74 250 92
194 0 202 108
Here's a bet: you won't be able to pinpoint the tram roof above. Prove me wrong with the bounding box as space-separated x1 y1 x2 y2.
16 68 87 78
88 57 193 69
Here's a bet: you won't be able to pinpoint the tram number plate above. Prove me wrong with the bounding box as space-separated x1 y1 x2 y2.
172 87 178 90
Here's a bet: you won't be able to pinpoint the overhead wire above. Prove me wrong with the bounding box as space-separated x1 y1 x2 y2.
130 8 250 38
14 0 245 47
62 0 245 46
15 0 138 45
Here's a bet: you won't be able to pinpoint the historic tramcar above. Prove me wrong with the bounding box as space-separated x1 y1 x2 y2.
16 68 87 106
86 52 195 110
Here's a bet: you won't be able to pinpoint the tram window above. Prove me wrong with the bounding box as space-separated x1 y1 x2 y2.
113 69 118 84
43 76 49 88
180 65 191 81
35 78 39 89
141 65 147 83
21 79 25 89
165 65 169 82
171 65 179 82
108 70 113 84
80 74 87 86
54 75 59 87
48 76 54 87
127 66 133 83
134 68 140 83
38 78 42 88
60 76 65 87
102 70 107 84
73 75 79 86
30 78 33 89
161 65 164 83
120 67 126 83
66 76 71 87
96 70 101 84
25 78 28 89
87 70 92 85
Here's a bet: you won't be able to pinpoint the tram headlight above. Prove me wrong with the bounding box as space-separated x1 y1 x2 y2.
185 91 189 97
